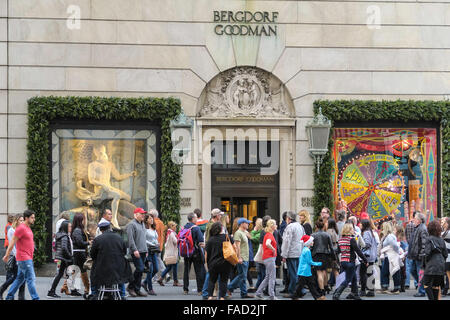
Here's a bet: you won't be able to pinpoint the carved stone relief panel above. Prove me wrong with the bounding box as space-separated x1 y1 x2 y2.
198 67 293 118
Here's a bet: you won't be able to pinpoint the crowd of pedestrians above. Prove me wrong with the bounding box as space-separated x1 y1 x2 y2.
1 206 449 301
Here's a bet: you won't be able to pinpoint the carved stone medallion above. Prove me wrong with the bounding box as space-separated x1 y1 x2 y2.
199 67 292 118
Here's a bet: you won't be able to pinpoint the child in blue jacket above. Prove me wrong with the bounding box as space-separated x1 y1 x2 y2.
292 235 326 300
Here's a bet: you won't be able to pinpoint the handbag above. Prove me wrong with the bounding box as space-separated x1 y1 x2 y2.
5 255 15 272
164 255 178 265
223 234 239 266
148 244 161 254
254 244 263 263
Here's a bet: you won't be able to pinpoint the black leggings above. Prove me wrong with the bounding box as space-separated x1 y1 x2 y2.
50 260 69 292
208 266 231 299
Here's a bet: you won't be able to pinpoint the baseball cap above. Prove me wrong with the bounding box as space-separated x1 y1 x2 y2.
134 207 147 214
211 208 224 217
238 218 252 225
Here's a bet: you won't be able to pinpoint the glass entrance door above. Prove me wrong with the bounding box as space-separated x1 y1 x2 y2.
220 197 268 233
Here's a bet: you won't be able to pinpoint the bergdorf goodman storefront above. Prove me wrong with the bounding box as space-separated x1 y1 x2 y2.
1 0 448 249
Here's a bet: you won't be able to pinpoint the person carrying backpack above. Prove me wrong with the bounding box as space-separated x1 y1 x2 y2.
179 212 206 295
194 208 208 235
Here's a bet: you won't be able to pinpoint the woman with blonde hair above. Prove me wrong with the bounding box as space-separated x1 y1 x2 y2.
158 221 182 287
220 214 230 235
298 210 312 235
333 223 368 300
255 219 278 300
379 222 401 294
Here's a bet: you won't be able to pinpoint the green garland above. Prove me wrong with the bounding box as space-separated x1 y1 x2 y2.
27 96 182 267
312 99 449 220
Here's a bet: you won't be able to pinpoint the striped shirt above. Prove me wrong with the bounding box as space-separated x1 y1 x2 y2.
337 235 368 264
338 236 352 262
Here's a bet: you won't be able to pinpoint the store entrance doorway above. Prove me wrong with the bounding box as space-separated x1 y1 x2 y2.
219 197 268 232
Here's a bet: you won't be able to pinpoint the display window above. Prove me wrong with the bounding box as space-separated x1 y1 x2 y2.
332 128 438 224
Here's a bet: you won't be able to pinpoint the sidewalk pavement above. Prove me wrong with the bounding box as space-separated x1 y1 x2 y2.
1 275 447 301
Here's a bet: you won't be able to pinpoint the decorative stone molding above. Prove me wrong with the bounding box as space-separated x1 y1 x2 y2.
199 67 293 118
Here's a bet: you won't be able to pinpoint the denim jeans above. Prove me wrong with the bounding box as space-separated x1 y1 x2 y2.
227 261 249 297
380 258 401 290
144 253 159 291
6 260 39 300
0 259 26 299
255 262 266 289
406 258 418 288
130 252 147 292
161 263 178 281
340 261 358 294
409 259 425 294
286 258 299 294
202 272 210 298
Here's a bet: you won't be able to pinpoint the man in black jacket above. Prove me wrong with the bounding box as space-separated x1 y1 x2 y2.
90 221 132 300
407 212 428 297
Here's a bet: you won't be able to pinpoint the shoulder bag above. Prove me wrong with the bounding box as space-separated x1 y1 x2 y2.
223 234 239 266
254 244 263 263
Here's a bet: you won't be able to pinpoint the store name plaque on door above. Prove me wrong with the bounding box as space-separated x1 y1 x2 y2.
216 175 275 183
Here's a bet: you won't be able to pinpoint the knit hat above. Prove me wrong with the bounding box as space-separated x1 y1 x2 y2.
301 235 314 247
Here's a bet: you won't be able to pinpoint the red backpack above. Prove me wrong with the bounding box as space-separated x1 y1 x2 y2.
177 226 195 258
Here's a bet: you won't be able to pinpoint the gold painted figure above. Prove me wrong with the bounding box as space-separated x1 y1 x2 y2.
78 145 136 229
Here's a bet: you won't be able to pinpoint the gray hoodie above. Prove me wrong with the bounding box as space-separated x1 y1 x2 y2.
126 218 148 254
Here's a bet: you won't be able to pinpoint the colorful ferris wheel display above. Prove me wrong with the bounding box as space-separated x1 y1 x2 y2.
339 154 404 221
332 128 438 223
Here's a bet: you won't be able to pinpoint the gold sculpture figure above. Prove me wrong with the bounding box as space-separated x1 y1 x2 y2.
85 145 136 229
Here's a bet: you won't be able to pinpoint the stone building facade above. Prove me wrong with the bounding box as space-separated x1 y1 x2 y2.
0 0 448 235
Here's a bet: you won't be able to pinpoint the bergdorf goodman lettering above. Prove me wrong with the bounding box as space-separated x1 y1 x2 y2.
213 10 279 36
